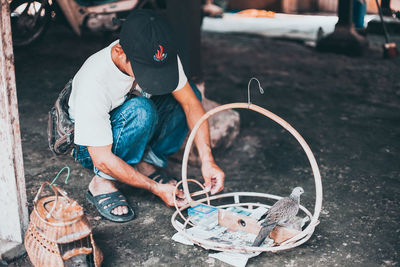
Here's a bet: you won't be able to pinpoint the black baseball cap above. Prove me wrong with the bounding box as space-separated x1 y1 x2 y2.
120 9 179 95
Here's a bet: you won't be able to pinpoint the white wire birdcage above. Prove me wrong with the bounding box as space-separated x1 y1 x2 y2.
171 98 323 253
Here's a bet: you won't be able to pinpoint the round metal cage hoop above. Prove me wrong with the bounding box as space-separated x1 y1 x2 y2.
171 103 323 253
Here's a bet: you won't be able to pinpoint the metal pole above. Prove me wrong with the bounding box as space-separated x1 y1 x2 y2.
376 0 391 43
381 0 391 15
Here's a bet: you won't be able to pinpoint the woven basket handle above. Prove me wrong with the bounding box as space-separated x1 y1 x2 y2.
34 182 73 218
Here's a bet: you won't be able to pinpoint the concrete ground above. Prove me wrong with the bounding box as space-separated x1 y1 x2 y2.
7 18 400 266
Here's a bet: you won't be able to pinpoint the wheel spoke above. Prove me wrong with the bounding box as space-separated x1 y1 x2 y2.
21 2 31 15
33 4 45 24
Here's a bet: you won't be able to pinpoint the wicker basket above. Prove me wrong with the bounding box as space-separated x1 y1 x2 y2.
25 182 103 266
172 103 323 253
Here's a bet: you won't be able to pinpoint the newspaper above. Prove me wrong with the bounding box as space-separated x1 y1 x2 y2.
172 205 274 267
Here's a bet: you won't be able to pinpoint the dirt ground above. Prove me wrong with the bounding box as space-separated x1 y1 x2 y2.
6 20 400 266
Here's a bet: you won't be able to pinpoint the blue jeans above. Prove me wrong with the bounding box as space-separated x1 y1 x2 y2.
73 83 202 180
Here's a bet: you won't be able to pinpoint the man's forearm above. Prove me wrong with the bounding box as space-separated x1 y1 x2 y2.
181 94 225 194
92 150 158 193
87 145 186 206
185 99 214 163
173 82 215 164
172 82 225 194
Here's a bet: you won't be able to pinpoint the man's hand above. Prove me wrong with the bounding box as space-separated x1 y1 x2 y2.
152 183 188 207
173 83 225 195
201 160 225 195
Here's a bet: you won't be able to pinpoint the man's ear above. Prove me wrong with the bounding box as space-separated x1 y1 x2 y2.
114 43 125 55
115 43 129 63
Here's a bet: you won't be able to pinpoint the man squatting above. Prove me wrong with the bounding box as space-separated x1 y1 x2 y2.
67 9 225 222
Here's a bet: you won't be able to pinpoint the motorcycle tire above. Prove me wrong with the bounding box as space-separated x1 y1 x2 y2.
10 0 51 47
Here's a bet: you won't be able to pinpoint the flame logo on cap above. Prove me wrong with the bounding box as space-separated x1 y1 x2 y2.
153 45 167 62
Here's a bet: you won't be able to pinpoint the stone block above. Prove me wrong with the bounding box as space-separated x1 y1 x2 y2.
172 83 240 165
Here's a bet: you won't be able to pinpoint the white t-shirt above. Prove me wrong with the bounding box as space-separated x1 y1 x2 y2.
68 40 187 147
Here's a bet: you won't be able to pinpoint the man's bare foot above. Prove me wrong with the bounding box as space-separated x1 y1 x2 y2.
88 175 128 215
136 161 157 176
137 161 177 186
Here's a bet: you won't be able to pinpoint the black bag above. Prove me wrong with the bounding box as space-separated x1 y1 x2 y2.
48 80 75 155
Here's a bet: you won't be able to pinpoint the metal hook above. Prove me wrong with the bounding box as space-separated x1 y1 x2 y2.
247 77 264 108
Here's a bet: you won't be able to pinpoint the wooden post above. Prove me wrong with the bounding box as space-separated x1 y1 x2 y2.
165 0 240 165
0 0 29 261
166 0 202 82
336 0 353 27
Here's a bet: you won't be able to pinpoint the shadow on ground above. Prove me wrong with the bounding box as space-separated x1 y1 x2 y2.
9 21 400 266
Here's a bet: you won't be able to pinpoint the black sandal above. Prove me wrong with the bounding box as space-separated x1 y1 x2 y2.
148 170 177 184
85 191 135 223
